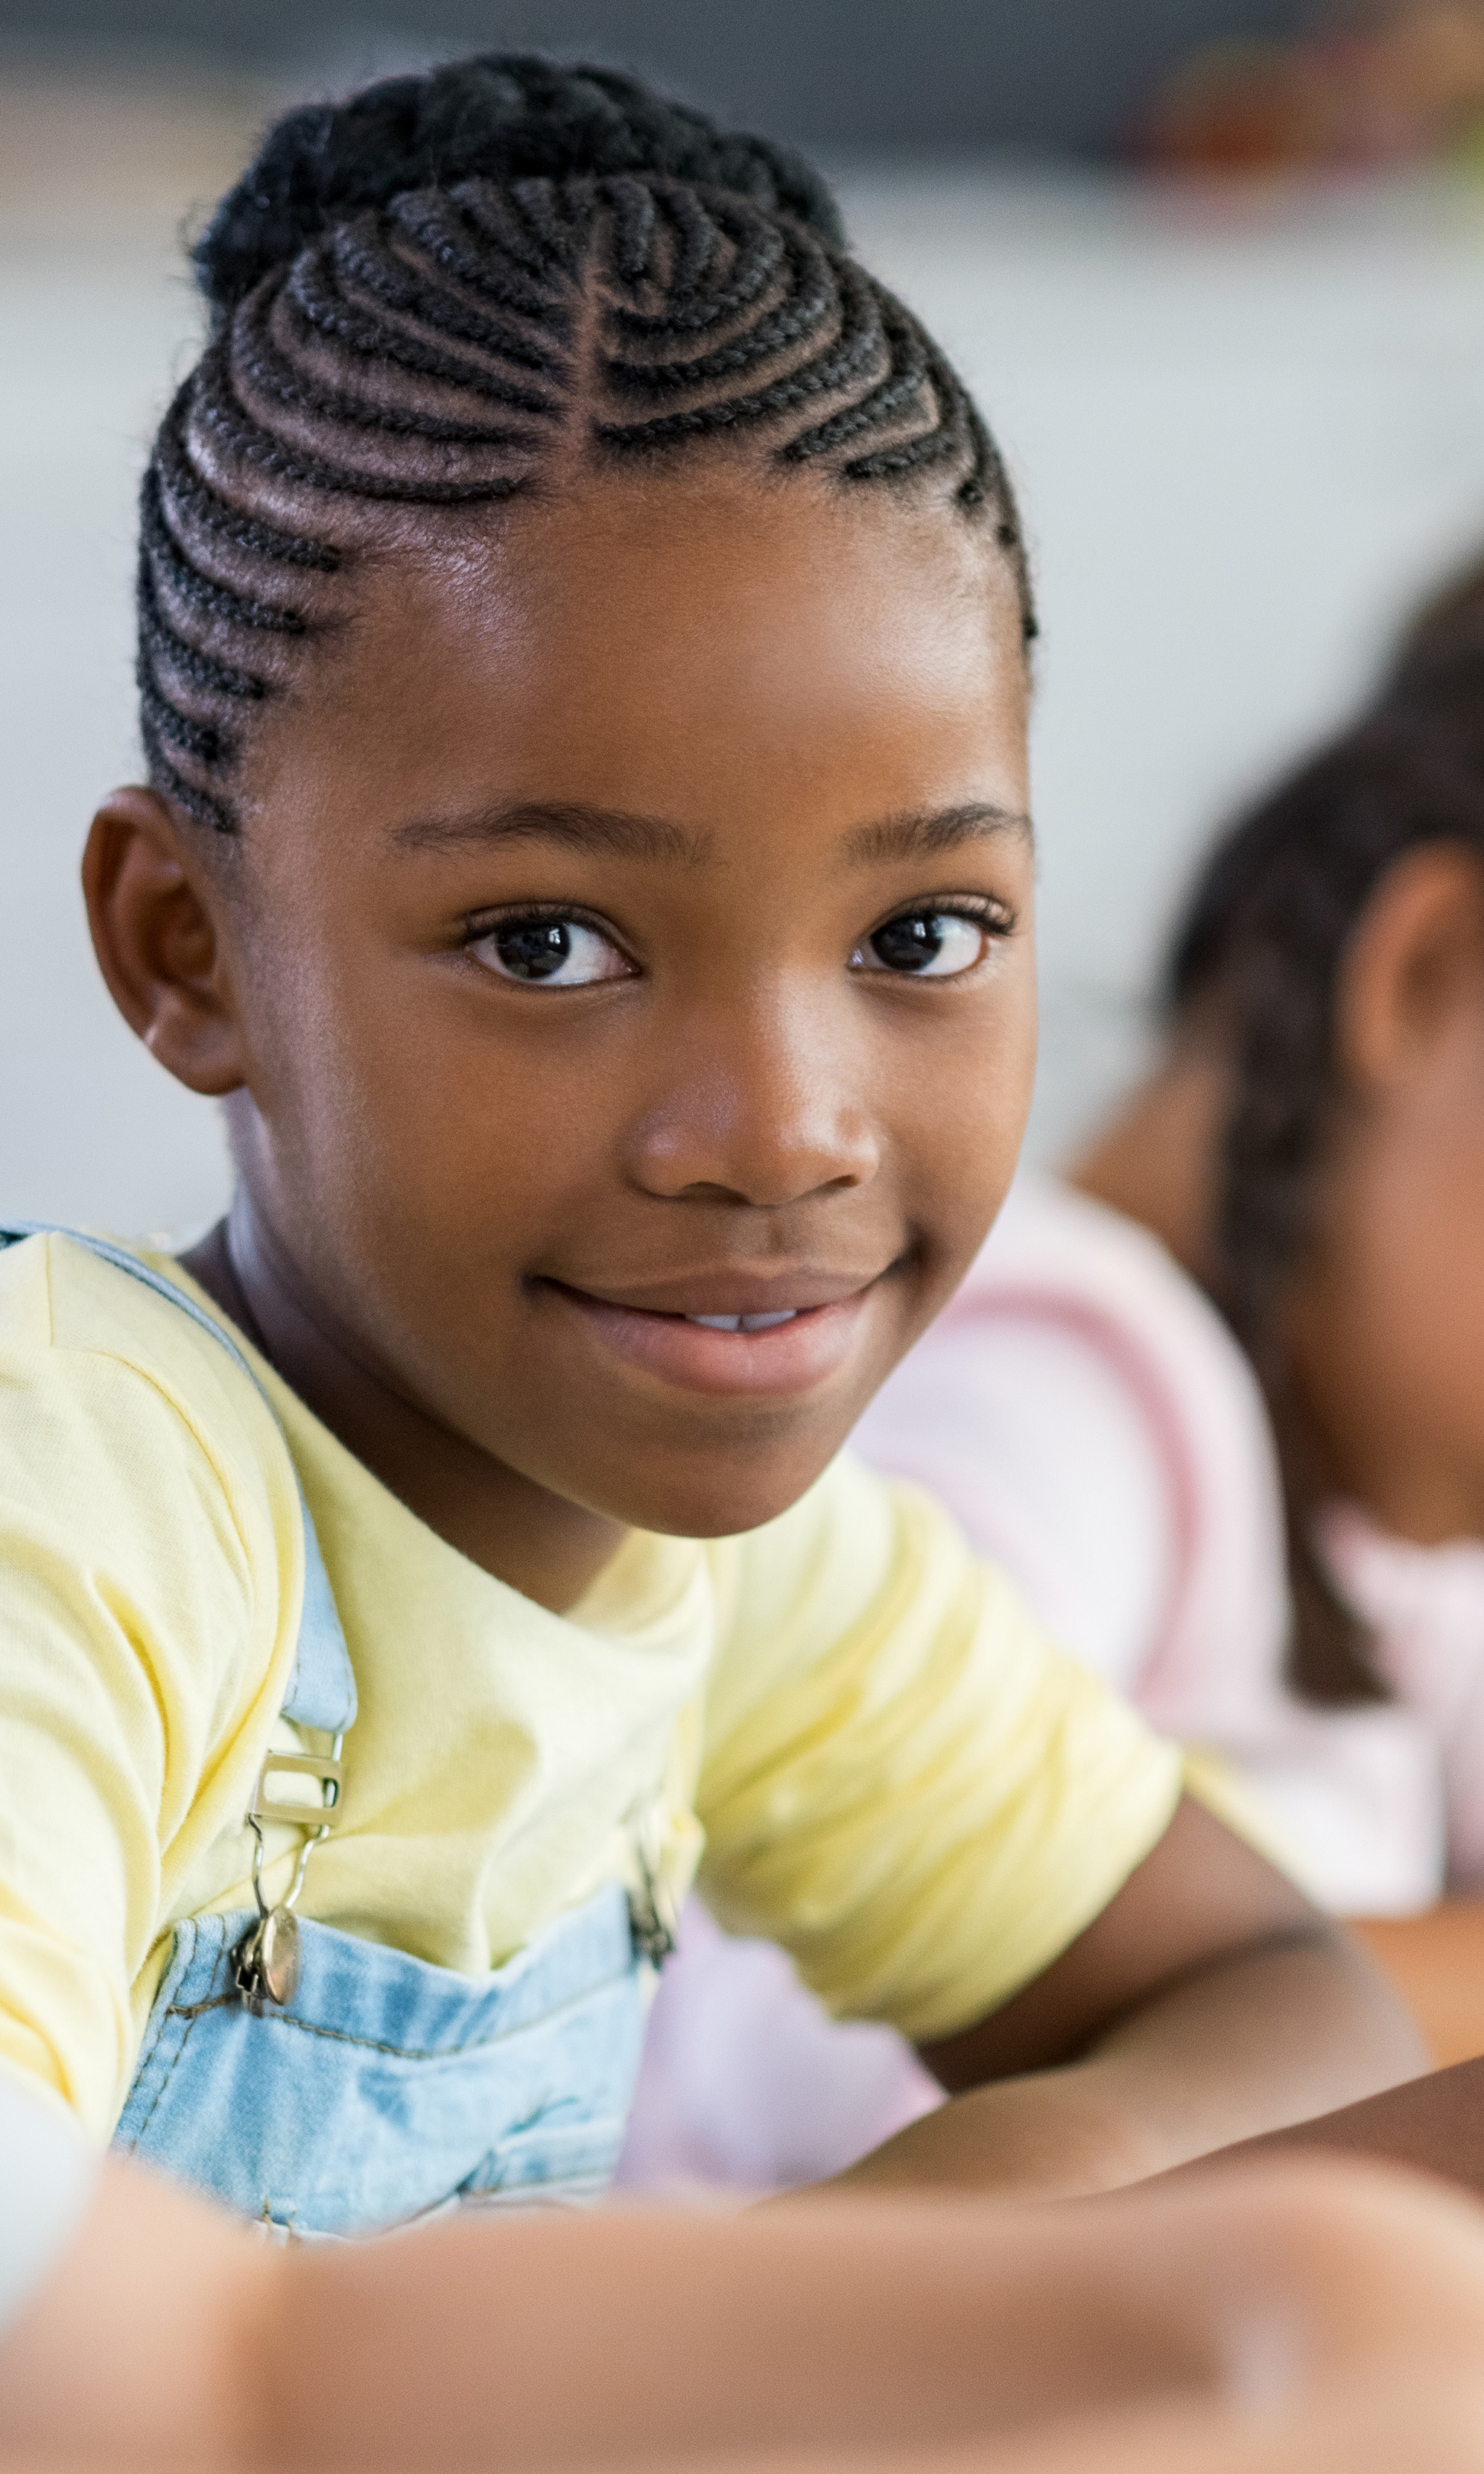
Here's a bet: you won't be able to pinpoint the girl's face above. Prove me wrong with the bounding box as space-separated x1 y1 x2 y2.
113 475 1034 1545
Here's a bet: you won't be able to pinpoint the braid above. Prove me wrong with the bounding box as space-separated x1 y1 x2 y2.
1170 717 1484 1703
139 55 1033 836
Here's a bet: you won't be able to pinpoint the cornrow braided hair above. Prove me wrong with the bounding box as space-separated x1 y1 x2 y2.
1168 607 1484 1703
139 53 1033 835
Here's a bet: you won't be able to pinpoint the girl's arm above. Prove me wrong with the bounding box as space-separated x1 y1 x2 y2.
5 2146 1484 2470
714 2376 1484 2474
705 1467 1419 2206
829 1797 1426 2200
1352 1903 1484 2066
1154 2049 1484 2201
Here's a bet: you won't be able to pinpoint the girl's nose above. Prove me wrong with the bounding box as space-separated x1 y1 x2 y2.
624 999 882 1209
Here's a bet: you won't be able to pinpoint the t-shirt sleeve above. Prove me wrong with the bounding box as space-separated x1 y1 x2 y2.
0 1239 295 2136
697 1454 1184 2044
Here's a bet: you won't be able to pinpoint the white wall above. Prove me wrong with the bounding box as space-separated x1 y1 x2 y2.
7 82 1484 1228
0 257 233 1235
0 66 256 1233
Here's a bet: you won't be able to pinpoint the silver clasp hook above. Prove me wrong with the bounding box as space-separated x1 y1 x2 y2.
234 1739 344 2009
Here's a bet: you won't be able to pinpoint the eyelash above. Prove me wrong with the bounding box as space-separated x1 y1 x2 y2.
460 894 1017 976
860 894 1014 945
462 900 621 947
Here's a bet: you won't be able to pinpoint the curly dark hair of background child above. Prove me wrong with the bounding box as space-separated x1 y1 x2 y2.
1169 553 1484 1704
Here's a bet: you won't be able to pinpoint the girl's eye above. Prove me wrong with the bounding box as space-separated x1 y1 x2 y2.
854 911 989 978
472 917 631 988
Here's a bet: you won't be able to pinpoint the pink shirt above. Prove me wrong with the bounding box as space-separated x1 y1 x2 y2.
618 1175 1473 2195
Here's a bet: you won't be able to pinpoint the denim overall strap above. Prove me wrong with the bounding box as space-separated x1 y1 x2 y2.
0 1226 354 1732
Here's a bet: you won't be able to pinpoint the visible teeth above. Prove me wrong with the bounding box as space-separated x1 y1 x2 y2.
684 1310 800 1333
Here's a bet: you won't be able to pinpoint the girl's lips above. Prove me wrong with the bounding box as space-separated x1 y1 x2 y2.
548 1285 872 1396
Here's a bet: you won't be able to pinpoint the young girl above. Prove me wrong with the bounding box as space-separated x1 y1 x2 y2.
626 548 1484 2195
0 53 1416 2243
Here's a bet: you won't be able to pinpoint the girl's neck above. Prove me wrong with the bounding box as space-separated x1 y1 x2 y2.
180 1197 628 1616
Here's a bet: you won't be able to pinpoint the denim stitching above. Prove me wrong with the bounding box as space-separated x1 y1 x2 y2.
162 1958 634 2063
122 1934 231 2152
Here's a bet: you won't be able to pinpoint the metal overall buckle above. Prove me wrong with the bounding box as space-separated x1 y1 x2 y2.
628 1806 679 1967
233 1741 344 2011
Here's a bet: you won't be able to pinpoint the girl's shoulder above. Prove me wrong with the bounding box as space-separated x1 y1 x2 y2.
0 1236 307 2137
1 1226 293 1495
0 1227 301 1675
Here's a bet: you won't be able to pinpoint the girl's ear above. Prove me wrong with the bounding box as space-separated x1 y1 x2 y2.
83 788 250 1097
1337 841 1484 1097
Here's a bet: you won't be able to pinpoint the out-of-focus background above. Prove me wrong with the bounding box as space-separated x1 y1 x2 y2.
6 1 1484 1230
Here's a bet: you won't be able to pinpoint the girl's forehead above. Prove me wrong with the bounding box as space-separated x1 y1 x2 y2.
247 478 1030 852
361 475 1014 686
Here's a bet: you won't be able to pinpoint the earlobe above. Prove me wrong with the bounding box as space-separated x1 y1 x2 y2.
82 787 249 1098
1337 843 1484 1097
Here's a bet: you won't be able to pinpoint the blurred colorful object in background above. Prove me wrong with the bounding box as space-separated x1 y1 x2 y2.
1143 5 1484 171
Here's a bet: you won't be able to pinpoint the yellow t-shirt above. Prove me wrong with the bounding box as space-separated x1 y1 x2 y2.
0 1232 1185 2139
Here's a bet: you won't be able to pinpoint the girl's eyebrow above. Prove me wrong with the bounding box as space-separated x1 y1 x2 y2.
842 805 1033 865
390 802 711 864
388 798 1030 865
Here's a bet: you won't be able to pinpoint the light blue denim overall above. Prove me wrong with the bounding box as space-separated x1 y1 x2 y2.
1 1227 668 2239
